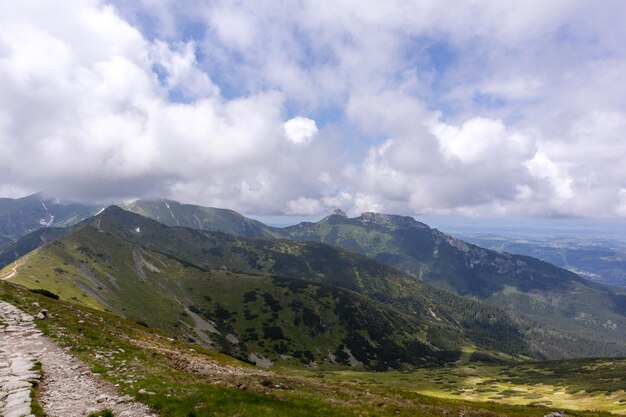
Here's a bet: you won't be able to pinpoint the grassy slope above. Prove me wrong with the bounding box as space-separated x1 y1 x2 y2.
118 202 626 358
100 207 538 357
6 207 622 363
3 222 486 369
98 207 626 359
306 357 626 415
283 214 626 357
125 199 284 238
2 281 620 417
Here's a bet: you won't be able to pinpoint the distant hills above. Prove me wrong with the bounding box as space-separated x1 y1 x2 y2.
124 199 283 239
460 233 626 288
2 195 626 364
0 193 102 240
0 226 71 268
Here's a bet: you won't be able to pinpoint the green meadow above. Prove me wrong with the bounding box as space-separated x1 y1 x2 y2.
2 280 624 417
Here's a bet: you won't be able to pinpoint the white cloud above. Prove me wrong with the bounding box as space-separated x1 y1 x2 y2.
353 115 537 215
285 197 322 215
0 0 337 212
151 40 219 99
207 6 256 51
1 0 626 218
434 117 533 165
526 152 574 200
283 117 318 145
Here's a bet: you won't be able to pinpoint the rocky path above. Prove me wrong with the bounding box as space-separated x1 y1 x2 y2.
0 256 32 282
0 260 21 281
0 301 156 417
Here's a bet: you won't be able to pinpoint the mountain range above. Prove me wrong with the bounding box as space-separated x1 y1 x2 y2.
2 206 536 369
0 193 103 240
1 195 626 366
125 199 626 356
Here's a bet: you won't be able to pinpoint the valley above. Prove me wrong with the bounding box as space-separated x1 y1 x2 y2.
301 357 626 414
2 4 622 416
459 233 626 288
1 206 535 368
3 280 625 417
2 198 626 415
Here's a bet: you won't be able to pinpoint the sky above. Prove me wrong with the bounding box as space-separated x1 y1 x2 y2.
1 1 626 220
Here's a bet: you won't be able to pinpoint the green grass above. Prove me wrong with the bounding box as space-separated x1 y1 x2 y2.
1 282 349 417
2 209 538 368
29 360 44 417
0 283 620 417
289 359 626 414
2 280 623 417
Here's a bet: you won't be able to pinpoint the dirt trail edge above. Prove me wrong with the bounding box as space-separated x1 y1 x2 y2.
0 301 156 417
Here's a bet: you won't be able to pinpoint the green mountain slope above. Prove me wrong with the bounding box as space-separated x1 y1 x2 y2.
0 192 103 240
0 196 280 269
101 207 544 355
119 199 626 352
6 281 624 417
283 212 626 353
4 204 626 361
2 206 544 369
124 198 283 238
0 227 71 268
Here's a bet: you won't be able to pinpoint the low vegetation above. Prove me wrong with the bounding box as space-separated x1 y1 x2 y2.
294 358 626 414
29 288 60 299
5 202 626 360
283 212 626 357
2 280 624 417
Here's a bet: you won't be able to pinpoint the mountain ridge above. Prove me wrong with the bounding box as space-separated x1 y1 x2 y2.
124 198 284 239
3 197 626 360
283 210 626 342
113 200 626 356
2 205 543 369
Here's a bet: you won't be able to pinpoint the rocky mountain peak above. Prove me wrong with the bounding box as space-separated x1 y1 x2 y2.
331 208 347 217
359 212 425 229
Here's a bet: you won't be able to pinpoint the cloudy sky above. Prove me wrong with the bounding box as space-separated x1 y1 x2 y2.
1 1 625 219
